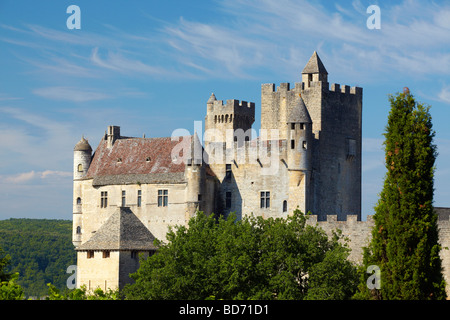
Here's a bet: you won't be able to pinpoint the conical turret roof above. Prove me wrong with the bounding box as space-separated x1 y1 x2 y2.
207 93 217 104
287 96 312 124
74 136 92 152
302 51 328 75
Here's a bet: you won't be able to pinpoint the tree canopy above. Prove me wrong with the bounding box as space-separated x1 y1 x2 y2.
123 209 358 300
358 90 446 299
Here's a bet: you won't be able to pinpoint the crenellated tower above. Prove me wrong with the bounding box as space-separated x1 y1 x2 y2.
261 51 362 220
205 93 255 146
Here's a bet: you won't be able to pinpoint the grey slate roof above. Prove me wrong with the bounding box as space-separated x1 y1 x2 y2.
77 207 157 251
302 51 328 75
287 96 312 123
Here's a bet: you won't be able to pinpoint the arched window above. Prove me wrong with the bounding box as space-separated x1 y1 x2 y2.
283 200 288 212
225 114 229 123
77 164 83 172
76 226 81 234
76 197 81 205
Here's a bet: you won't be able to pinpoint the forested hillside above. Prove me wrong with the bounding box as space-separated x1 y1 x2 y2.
0 219 76 298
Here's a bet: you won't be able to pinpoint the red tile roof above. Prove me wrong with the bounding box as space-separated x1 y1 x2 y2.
87 136 190 178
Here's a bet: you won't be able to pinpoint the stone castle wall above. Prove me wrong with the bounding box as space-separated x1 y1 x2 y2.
307 208 450 296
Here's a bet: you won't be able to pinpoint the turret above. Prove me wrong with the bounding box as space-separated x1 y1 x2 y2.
73 136 92 247
185 134 205 217
301 51 328 88
286 95 312 172
204 93 255 145
73 136 92 180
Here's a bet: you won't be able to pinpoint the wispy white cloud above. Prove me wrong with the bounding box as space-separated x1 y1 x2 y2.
32 86 111 102
438 85 450 104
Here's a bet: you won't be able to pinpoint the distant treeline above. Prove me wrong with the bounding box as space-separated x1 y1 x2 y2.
0 218 76 298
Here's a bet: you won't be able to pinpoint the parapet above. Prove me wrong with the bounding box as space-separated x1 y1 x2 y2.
261 81 362 97
209 99 255 117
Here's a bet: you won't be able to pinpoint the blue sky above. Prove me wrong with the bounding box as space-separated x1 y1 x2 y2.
0 0 449 220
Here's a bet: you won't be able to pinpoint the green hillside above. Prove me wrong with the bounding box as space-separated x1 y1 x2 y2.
0 218 76 298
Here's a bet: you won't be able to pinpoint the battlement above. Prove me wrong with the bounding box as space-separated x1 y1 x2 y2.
211 99 255 110
261 82 362 97
306 214 373 224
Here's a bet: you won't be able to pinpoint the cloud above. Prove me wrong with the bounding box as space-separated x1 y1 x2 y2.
32 86 111 102
438 85 450 104
0 170 72 184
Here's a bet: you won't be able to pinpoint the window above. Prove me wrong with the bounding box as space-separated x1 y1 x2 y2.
291 140 295 149
103 251 110 259
131 251 138 259
76 197 81 205
291 123 295 130
198 194 202 202
283 200 288 212
77 164 83 172
225 164 232 180
158 189 168 207
122 190 126 207
302 141 307 149
300 123 304 130
260 191 270 208
347 138 356 160
76 226 81 234
226 192 232 209
137 190 142 207
87 251 94 259
101 191 108 208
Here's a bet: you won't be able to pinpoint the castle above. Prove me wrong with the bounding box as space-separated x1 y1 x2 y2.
72 52 450 295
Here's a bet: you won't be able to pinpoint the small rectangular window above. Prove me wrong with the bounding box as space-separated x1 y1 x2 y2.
225 164 232 180
137 190 142 207
122 190 126 207
300 123 304 130
87 251 94 259
347 138 356 160
103 251 110 259
291 123 295 130
101 191 108 208
158 189 168 207
291 140 295 149
260 191 270 208
226 192 232 209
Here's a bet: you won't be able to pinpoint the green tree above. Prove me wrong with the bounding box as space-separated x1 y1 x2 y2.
46 283 120 300
0 247 23 300
358 90 446 300
123 209 358 300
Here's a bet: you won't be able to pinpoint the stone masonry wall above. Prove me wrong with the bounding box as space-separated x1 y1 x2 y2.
307 211 450 296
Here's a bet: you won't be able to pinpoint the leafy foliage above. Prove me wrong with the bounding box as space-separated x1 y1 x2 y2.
358 90 447 299
123 209 358 300
46 283 119 300
0 219 76 298
0 247 23 300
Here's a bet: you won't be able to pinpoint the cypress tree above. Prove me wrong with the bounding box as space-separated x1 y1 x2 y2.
361 89 446 299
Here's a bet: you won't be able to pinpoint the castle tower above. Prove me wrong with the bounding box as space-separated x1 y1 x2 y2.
204 93 255 146
73 136 92 247
261 51 362 220
185 133 206 218
286 95 312 171
286 95 313 214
